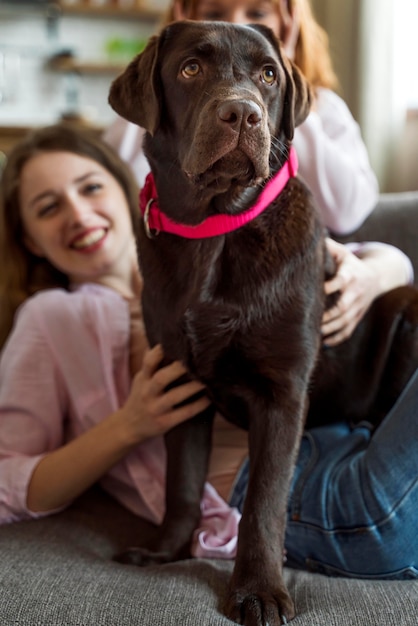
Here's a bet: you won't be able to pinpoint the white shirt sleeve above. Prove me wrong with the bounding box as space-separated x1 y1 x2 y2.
346 241 414 285
294 88 379 236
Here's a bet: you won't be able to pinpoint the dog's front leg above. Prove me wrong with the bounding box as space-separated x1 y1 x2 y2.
117 405 215 566
225 396 305 625
158 405 216 560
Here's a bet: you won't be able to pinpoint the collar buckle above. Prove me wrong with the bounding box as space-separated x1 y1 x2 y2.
143 199 160 239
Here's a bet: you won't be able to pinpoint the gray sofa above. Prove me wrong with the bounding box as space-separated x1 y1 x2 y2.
1 192 418 626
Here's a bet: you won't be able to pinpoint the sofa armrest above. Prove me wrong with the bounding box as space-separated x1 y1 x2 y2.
333 191 418 285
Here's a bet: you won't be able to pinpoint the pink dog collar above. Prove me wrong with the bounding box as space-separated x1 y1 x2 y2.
139 146 298 239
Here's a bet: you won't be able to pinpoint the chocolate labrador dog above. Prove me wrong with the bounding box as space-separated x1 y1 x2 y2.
109 20 418 626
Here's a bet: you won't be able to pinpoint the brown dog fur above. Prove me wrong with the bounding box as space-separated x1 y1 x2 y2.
109 20 418 625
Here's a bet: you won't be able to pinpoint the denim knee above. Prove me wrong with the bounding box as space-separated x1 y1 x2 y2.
285 426 418 579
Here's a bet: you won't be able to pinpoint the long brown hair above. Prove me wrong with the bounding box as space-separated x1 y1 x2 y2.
0 123 139 350
163 0 338 90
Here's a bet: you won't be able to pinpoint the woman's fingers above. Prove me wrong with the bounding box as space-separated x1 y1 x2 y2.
141 346 188 391
322 238 379 346
141 344 164 377
160 394 211 429
152 359 188 388
322 309 362 345
153 379 207 414
138 345 209 416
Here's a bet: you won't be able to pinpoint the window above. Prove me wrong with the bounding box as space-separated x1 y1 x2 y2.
393 0 418 109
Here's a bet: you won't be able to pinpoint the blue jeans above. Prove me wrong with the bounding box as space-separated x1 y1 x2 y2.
229 368 418 579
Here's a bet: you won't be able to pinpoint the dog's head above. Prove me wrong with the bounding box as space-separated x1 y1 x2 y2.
109 20 311 187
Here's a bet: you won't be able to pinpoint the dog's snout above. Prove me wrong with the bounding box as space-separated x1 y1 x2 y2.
217 100 262 131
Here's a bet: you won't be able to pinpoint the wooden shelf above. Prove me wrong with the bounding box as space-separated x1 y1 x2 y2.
57 2 164 21
0 126 32 154
48 2 156 75
47 56 127 74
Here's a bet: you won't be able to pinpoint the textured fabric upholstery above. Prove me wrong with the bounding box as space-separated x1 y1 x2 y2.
1 487 417 626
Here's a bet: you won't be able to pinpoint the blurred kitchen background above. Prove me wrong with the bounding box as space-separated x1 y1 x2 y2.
0 0 417 192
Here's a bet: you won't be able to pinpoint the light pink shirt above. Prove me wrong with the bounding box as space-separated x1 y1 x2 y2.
0 284 240 558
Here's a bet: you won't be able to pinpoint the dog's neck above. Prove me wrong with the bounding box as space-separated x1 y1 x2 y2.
140 147 298 239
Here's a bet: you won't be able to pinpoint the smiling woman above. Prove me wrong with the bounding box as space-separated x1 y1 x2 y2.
0 124 140 349
0 122 210 522
19 150 136 289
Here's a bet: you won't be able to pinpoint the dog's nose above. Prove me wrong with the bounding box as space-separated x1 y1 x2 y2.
217 100 262 131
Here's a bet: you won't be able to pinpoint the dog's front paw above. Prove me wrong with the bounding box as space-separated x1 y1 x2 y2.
114 547 174 567
224 585 295 626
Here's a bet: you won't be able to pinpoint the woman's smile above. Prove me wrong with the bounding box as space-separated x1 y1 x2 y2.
70 227 108 252
19 151 137 288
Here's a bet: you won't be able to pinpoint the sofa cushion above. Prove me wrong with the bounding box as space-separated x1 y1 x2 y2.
0 487 416 626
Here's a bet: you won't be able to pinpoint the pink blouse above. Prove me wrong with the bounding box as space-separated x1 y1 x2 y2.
0 284 240 558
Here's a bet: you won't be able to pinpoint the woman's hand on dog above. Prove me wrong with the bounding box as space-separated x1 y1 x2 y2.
322 239 378 346
120 344 211 445
322 238 411 346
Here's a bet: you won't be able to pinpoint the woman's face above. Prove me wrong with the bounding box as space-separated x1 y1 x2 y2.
19 151 136 287
190 0 282 36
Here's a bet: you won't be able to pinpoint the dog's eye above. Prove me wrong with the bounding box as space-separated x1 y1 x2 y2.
181 62 201 78
261 66 277 85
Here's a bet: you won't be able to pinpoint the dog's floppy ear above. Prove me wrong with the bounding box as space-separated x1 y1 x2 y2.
108 34 161 135
281 55 312 141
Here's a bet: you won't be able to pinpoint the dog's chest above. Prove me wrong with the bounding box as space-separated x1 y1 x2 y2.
139 213 321 369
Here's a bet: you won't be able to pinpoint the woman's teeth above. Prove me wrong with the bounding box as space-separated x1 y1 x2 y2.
72 229 106 249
